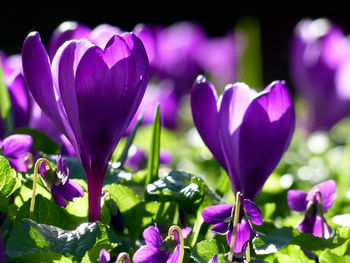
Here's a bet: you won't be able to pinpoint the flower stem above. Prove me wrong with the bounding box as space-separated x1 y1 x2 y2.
314 189 325 238
115 252 131 263
86 173 104 222
246 242 251 263
29 158 53 219
228 191 242 262
168 225 184 263
173 203 179 225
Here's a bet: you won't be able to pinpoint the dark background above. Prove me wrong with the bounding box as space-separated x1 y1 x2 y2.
1 6 350 88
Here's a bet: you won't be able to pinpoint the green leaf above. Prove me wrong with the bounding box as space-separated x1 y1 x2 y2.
253 227 294 254
146 104 161 185
191 239 225 263
261 203 276 220
15 194 86 230
103 184 143 236
16 127 60 154
145 170 205 214
0 155 21 198
290 228 333 252
15 251 74 263
0 59 14 133
265 245 314 263
6 219 119 262
319 249 350 263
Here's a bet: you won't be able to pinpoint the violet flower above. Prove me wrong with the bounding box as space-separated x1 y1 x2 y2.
191 76 295 200
39 155 84 208
202 200 262 254
22 31 149 221
99 249 111 263
290 18 350 132
0 134 33 172
132 225 184 263
287 179 336 238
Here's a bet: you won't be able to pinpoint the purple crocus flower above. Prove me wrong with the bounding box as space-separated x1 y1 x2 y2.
136 22 206 99
48 21 123 60
125 80 179 134
202 199 262 254
195 31 238 88
0 53 31 136
126 146 173 172
99 249 111 263
132 225 183 263
40 155 84 207
287 179 336 238
48 21 92 60
191 76 295 200
22 31 149 221
0 134 33 172
290 18 350 132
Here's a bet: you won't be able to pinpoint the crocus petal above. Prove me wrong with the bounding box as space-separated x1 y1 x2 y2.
99 249 110 263
210 222 230 235
142 226 163 248
73 34 148 168
218 83 257 195
229 219 251 254
91 24 122 48
54 39 93 152
1 134 32 158
8 73 31 128
287 189 308 212
48 21 92 60
51 179 84 201
167 244 180 263
9 158 28 173
191 76 226 168
22 32 67 135
243 199 262 225
223 81 294 200
297 215 332 238
307 179 336 211
202 204 233 224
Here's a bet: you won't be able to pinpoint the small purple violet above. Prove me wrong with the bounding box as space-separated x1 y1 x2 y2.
99 248 111 263
287 179 336 238
133 225 188 263
39 155 84 208
0 134 33 172
202 198 262 255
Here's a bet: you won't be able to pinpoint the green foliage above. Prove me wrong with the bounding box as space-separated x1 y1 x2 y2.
0 155 21 198
6 219 119 262
191 239 225 262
